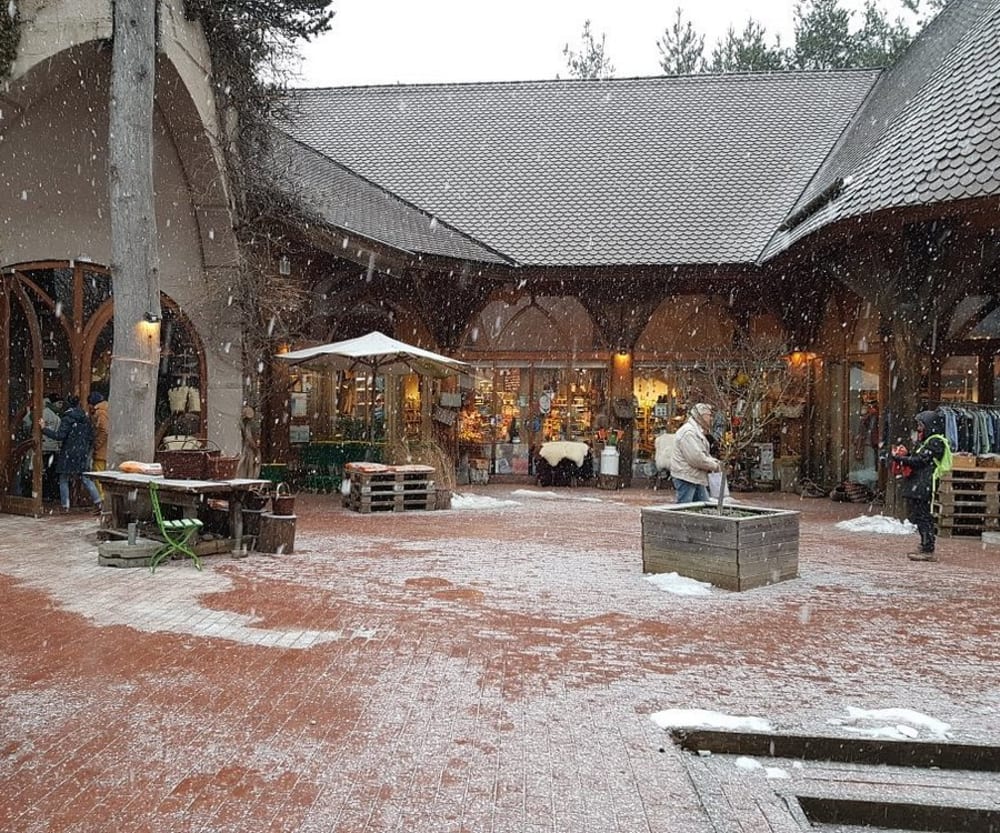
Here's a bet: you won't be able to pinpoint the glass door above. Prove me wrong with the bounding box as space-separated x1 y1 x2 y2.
0 277 43 515
1 262 114 515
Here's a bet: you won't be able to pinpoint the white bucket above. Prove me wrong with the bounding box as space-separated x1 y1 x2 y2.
600 446 620 477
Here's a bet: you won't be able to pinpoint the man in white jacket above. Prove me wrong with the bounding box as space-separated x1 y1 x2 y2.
668 403 722 503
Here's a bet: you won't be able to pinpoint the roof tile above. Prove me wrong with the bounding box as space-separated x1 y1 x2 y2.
284 72 877 267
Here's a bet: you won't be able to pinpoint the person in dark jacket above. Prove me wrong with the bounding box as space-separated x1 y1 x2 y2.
891 409 949 562
41 394 103 514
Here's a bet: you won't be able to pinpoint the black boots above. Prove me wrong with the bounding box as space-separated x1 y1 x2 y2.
908 530 937 562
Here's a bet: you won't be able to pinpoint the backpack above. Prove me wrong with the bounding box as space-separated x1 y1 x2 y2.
920 433 952 499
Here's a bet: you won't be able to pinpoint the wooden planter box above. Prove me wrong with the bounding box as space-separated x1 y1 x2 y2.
641 502 799 591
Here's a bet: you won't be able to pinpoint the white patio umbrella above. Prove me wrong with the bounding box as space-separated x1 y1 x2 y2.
275 331 469 446
275 331 469 377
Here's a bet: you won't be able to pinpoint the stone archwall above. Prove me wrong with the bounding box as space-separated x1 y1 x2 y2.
0 0 245 455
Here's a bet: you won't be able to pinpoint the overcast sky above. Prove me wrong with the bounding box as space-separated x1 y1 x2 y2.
292 0 918 88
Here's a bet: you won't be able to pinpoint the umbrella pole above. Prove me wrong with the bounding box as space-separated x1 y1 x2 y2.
366 362 378 460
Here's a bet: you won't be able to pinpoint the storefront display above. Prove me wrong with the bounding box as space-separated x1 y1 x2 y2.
457 363 607 475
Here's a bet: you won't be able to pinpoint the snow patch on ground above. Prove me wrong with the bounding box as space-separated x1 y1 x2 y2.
828 706 952 739
649 708 772 733
0 518 346 648
450 492 522 509
510 488 603 502
645 572 713 596
835 514 916 535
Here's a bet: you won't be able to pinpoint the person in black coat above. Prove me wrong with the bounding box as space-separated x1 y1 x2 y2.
41 394 103 513
891 409 949 562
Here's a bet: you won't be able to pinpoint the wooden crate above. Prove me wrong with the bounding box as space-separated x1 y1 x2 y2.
344 464 441 513
641 503 799 592
934 469 1000 537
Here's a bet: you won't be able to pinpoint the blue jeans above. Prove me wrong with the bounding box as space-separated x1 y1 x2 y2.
673 478 709 504
59 473 102 509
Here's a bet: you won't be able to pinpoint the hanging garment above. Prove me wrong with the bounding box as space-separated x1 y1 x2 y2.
168 385 189 413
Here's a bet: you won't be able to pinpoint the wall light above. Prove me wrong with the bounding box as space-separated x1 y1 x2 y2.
279 255 291 276
144 312 161 323
786 351 817 368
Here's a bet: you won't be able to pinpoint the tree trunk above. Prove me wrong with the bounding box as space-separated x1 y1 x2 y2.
108 0 160 466
883 318 924 519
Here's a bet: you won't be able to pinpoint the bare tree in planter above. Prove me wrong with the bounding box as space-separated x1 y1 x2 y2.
681 339 803 512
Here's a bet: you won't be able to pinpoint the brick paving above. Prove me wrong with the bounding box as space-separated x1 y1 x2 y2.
1 486 998 832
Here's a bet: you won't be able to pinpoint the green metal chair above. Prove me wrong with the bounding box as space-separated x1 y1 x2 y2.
148 481 204 573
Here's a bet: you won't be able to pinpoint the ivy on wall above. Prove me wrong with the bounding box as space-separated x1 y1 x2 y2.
180 0 335 419
0 3 20 81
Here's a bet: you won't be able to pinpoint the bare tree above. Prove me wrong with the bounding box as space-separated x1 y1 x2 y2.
681 339 801 511
107 0 159 465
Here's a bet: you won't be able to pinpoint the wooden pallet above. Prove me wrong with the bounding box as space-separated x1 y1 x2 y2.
348 491 438 513
344 464 441 513
934 469 1000 537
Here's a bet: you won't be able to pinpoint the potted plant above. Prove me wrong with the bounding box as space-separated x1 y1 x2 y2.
641 340 805 591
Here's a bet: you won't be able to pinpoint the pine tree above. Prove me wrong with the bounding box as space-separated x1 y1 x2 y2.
710 20 786 72
791 0 856 69
563 20 616 80
851 0 914 67
657 7 706 75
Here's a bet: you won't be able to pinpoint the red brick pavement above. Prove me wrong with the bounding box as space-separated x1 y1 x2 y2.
1 486 997 832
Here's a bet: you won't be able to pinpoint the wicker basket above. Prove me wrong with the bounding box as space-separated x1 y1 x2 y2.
207 454 240 480
272 482 296 515
155 440 220 479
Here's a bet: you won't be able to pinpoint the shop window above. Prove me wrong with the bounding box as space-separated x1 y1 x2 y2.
402 374 421 438
8 293 34 498
536 367 604 443
155 309 206 443
633 367 687 458
458 364 606 475
848 359 880 487
940 355 978 403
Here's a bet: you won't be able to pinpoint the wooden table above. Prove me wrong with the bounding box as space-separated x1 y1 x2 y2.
87 472 269 553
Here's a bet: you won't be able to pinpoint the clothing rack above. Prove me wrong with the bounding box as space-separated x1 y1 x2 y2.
934 402 1000 455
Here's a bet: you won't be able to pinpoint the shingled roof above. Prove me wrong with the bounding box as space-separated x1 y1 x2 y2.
762 0 1000 260
283 72 879 268
266 131 511 264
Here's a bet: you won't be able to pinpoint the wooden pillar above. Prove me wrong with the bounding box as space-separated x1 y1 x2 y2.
262 357 292 464
610 350 635 487
978 353 994 404
384 374 400 442
420 376 433 442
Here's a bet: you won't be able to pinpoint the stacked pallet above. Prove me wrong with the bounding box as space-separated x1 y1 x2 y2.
934 468 1000 537
344 463 439 513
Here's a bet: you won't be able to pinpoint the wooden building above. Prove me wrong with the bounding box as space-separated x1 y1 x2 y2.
262 0 1000 487
1 0 998 513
